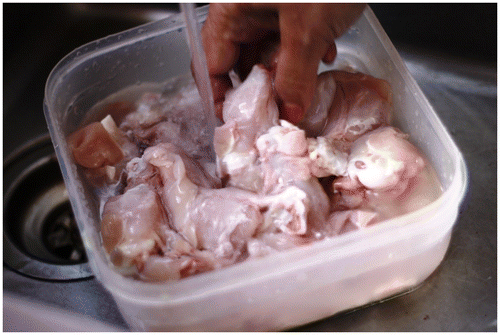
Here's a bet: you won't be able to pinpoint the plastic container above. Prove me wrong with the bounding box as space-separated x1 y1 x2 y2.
44 6 467 331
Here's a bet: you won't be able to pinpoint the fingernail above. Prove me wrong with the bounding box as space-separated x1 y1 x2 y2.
282 103 304 124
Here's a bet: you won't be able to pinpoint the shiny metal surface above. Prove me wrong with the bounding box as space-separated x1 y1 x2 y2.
3 135 93 280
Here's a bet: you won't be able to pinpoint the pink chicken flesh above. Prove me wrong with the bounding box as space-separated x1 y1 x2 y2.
69 65 442 282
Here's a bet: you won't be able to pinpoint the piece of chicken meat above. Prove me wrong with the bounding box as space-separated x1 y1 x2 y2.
326 126 442 234
214 65 279 192
143 142 327 260
299 69 393 177
101 159 220 282
320 70 392 142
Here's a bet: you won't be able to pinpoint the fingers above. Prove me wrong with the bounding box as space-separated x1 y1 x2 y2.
201 4 243 117
322 44 337 64
273 4 365 124
202 4 244 75
211 74 233 120
201 4 276 118
328 3 367 38
274 5 333 124
200 3 366 124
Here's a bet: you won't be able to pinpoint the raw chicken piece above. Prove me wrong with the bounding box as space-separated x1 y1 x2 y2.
143 143 327 260
100 184 166 269
255 121 331 232
143 143 263 260
307 136 348 178
139 252 215 282
348 126 425 193
321 71 392 142
256 120 310 191
259 185 310 235
190 188 263 260
126 144 220 192
124 156 160 191
330 126 440 220
102 173 220 281
68 121 123 169
247 232 310 258
214 65 279 192
143 144 202 247
294 70 392 178
254 121 353 236
68 115 138 179
330 175 367 210
100 115 137 156
298 71 336 137
324 210 379 236
121 83 215 162
256 120 309 158
138 230 218 282
260 179 331 236
220 65 279 128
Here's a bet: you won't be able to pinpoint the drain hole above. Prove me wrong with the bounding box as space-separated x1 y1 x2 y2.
42 202 87 264
4 135 93 280
5 153 88 265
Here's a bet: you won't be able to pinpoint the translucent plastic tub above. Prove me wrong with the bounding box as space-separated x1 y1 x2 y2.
44 6 467 331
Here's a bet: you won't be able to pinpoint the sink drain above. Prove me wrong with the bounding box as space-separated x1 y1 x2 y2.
4 134 92 280
43 201 86 263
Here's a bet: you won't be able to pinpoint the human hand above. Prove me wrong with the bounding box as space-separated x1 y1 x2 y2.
201 3 366 123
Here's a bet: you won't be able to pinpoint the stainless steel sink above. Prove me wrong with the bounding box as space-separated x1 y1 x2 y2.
4 3 496 332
